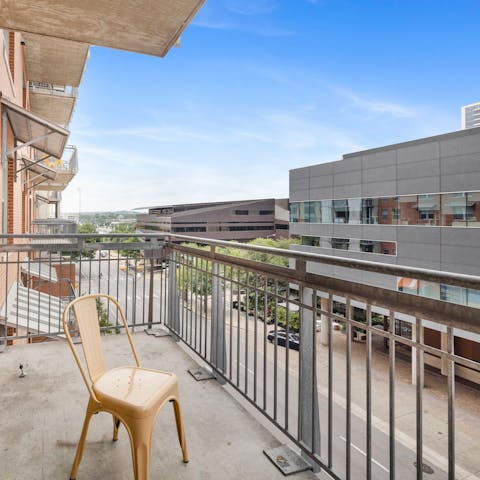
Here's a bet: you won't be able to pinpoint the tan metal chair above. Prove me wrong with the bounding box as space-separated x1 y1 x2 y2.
62 293 188 480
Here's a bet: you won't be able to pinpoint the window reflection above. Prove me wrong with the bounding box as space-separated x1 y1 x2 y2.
321 200 333 223
301 236 396 255
330 238 350 249
398 195 418 225
467 192 480 226
418 194 440 225
348 198 362 224
290 191 480 227
442 193 466 226
309 201 322 223
333 200 349 223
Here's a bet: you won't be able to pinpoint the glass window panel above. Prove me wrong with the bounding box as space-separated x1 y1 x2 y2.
362 198 379 224
440 285 467 305
441 193 467 226
467 288 480 308
333 200 349 223
418 194 440 225
398 195 418 225
378 197 398 225
321 200 333 223
467 192 480 226
331 238 350 250
418 281 440 300
302 236 320 246
290 203 299 223
348 198 362 224
309 201 322 223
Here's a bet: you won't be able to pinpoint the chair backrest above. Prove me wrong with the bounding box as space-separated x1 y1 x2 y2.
72 296 107 382
62 294 140 399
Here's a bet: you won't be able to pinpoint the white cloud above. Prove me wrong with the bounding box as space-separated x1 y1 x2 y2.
334 88 417 118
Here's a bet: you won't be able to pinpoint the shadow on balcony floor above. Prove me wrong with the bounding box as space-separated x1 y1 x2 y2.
0 332 318 480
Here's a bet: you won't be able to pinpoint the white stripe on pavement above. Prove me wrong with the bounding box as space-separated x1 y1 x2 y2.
339 435 389 473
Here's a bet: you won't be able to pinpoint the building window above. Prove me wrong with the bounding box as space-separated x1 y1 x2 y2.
302 236 396 255
290 191 480 227
418 194 440 225
333 200 349 223
234 210 249 215
259 210 274 215
330 238 350 250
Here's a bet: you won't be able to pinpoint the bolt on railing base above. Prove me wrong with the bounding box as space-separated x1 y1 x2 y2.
263 445 312 476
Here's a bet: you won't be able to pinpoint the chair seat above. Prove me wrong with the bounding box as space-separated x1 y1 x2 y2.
93 367 178 418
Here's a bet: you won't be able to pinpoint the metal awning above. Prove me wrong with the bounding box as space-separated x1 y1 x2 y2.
21 157 56 180
0 282 65 335
21 262 58 282
1 97 69 159
23 33 89 87
0 0 205 57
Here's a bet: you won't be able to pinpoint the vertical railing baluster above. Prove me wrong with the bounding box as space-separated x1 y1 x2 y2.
366 304 372 480
447 326 455 480
389 309 396 480
346 298 352 480
327 292 333 469
416 317 424 480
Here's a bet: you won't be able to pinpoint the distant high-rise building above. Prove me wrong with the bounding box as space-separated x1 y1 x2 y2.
462 101 480 129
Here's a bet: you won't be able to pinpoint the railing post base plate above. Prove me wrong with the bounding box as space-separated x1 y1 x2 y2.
263 445 312 476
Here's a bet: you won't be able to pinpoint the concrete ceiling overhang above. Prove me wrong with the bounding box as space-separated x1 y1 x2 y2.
23 33 89 87
1 97 69 159
29 91 75 127
0 0 205 57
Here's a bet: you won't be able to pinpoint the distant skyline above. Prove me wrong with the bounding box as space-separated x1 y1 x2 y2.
62 0 480 212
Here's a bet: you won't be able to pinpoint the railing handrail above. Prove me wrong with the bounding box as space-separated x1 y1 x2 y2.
0 233 479 290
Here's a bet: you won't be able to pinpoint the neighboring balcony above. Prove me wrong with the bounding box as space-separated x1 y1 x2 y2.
26 144 78 192
29 81 78 127
31 218 78 235
0 233 479 480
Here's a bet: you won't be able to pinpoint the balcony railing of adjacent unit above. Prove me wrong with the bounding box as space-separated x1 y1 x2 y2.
0 233 479 480
28 81 79 98
31 219 78 235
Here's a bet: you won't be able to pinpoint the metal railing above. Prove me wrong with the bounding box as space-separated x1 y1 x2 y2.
31 219 78 235
0 233 479 480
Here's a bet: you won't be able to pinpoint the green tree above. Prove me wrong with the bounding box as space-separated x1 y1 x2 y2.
65 222 98 259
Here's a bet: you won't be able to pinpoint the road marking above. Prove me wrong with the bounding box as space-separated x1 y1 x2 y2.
239 362 255 376
339 435 389 473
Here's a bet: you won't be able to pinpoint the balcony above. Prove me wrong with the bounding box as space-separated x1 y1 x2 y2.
31 218 78 235
27 145 78 191
29 81 78 127
0 234 479 480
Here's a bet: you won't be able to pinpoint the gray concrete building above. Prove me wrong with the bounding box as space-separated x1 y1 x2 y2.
289 126 480 382
136 198 289 242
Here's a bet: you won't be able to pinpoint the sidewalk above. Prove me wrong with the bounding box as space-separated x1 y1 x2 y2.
315 330 480 479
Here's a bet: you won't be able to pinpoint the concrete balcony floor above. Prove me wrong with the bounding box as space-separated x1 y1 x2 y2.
0 332 318 480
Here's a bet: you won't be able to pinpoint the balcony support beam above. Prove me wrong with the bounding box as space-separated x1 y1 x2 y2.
210 261 226 374
167 251 180 334
298 260 321 469
6 131 55 157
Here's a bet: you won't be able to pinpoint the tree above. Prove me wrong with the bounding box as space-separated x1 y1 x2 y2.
112 223 141 258
65 223 98 259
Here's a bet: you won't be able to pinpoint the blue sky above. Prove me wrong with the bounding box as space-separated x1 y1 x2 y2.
63 0 480 212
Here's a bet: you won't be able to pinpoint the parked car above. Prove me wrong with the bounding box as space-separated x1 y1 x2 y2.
267 329 300 351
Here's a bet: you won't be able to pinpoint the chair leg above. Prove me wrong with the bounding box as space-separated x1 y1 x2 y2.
70 400 97 480
128 417 154 480
172 398 189 463
112 415 121 441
